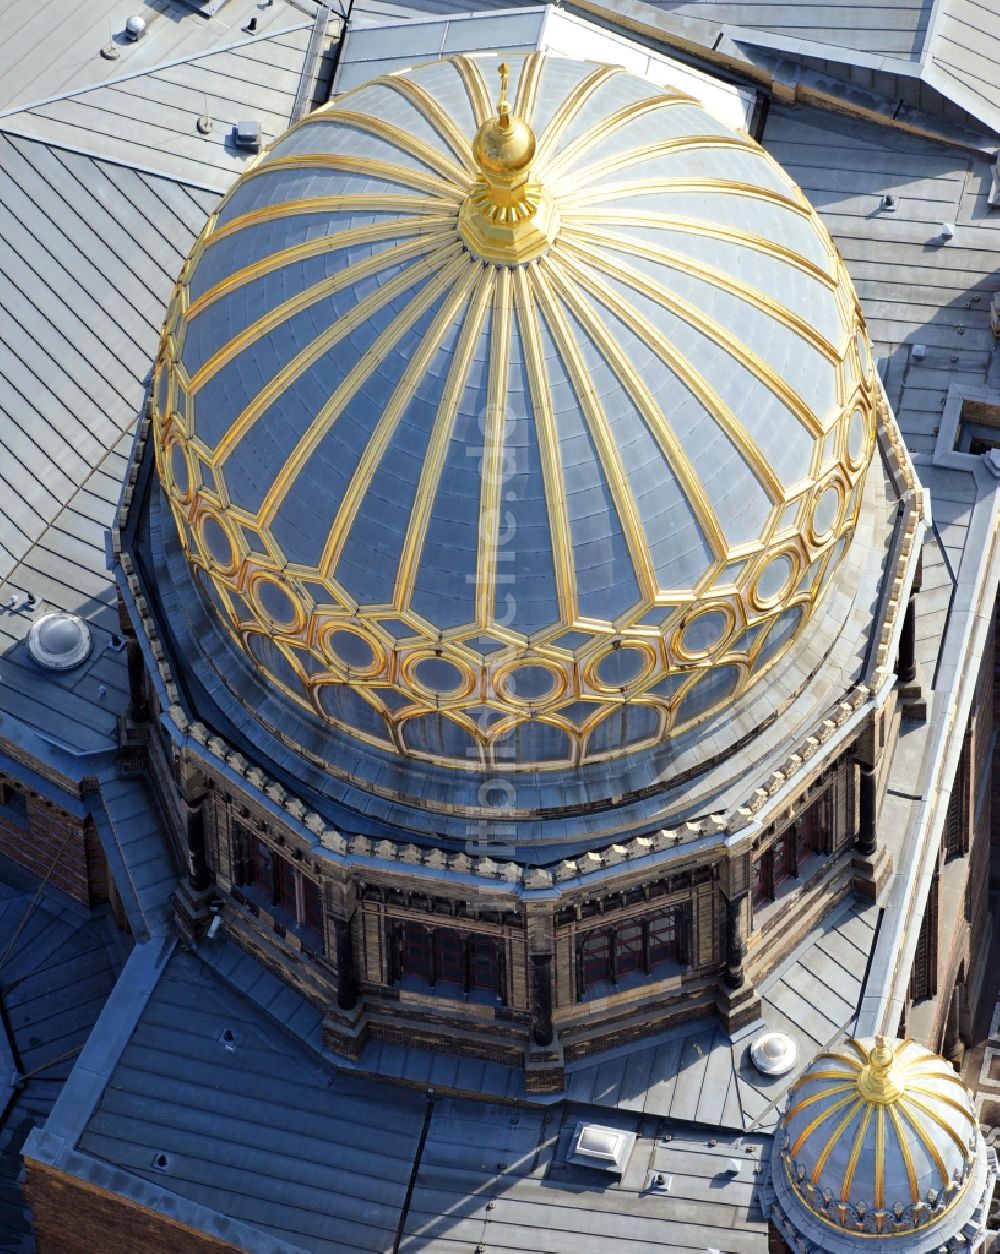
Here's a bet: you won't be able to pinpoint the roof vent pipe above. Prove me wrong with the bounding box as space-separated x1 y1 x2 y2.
125 15 147 40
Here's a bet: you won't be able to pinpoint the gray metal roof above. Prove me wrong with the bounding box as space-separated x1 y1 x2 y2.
0 858 126 1251
0 0 320 114
762 102 995 441
923 0 1000 129
400 1100 769 1252
0 22 323 190
78 948 428 1252
0 129 218 769
337 6 548 88
60 944 772 1252
576 0 1000 136
653 0 932 59
92 772 178 942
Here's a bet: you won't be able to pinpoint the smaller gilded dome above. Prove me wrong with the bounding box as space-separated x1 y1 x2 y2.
777 1036 981 1239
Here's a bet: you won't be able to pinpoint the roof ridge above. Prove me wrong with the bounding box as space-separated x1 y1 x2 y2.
0 21 312 122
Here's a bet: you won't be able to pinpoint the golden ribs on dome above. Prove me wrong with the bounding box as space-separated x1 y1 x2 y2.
781 1036 979 1236
152 53 880 772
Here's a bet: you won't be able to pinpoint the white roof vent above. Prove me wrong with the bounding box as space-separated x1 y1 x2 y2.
234 119 262 152
27 612 92 671
125 15 147 39
568 1122 636 1175
750 1030 797 1076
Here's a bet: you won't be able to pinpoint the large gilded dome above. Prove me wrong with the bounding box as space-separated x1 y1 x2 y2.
152 52 877 773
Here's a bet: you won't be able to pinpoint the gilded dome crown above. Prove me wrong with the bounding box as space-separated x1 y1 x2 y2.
472 62 535 176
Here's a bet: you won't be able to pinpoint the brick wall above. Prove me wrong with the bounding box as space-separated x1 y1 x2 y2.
768 1223 790 1253
25 1159 238 1254
0 778 94 905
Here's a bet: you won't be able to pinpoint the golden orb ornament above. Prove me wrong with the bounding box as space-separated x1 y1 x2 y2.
458 61 560 264
473 65 536 177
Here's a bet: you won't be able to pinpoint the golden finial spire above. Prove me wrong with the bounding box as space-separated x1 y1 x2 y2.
458 60 560 265
497 61 511 126
857 1035 905 1104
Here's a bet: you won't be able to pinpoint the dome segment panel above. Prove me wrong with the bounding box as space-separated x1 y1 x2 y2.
153 52 878 771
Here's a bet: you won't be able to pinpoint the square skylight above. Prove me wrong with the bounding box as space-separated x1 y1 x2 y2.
568 1122 637 1174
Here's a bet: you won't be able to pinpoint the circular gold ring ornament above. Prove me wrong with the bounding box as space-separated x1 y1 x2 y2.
673 603 736 662
845 405 870 472
319 622 386 679
807 477 846 548
402 650 477 702
855 326 873 391
195 509 239 577
750 547 801 612
164 438 193 505
585 641 657 694
493 658 566 706
247 571 306 633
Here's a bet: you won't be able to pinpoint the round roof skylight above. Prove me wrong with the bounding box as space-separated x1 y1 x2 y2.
27 612 92 671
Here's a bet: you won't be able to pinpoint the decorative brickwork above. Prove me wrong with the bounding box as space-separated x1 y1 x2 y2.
0 779 95 906
25 1160 238 1254
767 1220 791 1253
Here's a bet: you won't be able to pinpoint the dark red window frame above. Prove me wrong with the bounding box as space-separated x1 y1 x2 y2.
250 838 324 951
578 905 687 996
753 790 828 910
393 921 504 1000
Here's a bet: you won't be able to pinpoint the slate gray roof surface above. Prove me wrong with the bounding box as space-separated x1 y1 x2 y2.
576 0 1000 136
0 130 218 766
650 0 933 59
759 102 996 459
0 0 318 113
92 772 178 942
922 0 1000 132
73 945 771 1253
400 1100 769 1252
0 859 126 1251
79 948 430 1252
0 22 325 190
336 5 548 88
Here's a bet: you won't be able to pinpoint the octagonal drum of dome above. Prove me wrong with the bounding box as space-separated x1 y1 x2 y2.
153 52 878 772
